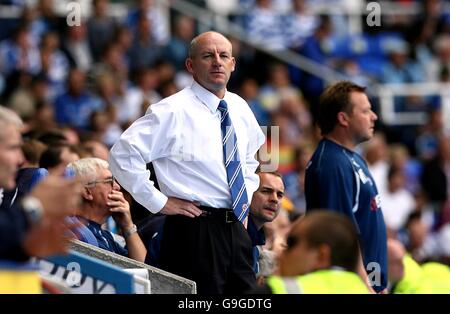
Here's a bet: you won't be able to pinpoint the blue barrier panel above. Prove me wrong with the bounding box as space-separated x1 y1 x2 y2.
41 250 134 294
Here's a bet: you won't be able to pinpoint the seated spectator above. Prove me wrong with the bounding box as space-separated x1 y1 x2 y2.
0 24 41 77
125 0 169 46
1 139 49 207
128 12 164 72
421 135 450 213
67 158 146 262
243 0 286 50
87 0 119 61
39 144 79 176
283 0 318 49
53 68 103 130
247 171 285 282
80 140 109 161
250 211 370 294
21 139 47 168
163 15 195 72
380 166 416 235
61 23 93 72
0 106 83 262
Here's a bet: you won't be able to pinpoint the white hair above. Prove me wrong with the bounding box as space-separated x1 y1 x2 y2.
0 106 23 141
67 157 109 183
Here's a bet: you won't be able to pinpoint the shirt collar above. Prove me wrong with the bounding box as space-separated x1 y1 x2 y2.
191 80 229 113
247 216 266 246
86 219 102 231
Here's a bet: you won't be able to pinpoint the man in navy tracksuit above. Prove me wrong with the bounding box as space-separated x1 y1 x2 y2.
305 81 388 293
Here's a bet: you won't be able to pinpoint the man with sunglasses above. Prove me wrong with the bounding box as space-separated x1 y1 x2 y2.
67 158 147 262
249 211 369 294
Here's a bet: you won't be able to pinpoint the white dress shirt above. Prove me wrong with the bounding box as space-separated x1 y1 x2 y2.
109 81 266 213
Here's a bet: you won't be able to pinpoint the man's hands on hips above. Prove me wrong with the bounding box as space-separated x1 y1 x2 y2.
160 197 202 217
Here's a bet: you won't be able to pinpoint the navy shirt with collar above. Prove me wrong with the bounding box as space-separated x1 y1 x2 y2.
247 215 266 274
0 196 30 262
305 138 388 292
86 220 128 257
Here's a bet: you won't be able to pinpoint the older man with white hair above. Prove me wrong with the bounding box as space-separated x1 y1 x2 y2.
67 158 146 262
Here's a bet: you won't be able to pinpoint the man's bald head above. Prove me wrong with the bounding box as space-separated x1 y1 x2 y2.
188 31 232 58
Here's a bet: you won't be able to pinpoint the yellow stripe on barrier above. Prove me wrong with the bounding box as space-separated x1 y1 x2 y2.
0 271 42 294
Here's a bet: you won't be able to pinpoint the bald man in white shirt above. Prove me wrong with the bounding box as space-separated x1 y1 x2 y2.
109 31 265 294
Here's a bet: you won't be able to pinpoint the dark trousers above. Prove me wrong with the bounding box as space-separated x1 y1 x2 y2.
158 210 256 295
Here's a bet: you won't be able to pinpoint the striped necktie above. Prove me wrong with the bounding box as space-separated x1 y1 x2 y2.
218 99 249 223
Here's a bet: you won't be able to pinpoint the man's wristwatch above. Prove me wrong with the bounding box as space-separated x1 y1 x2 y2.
21 196 44 225
123 224 137 239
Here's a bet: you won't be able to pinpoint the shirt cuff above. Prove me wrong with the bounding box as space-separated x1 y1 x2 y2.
147 191 168 213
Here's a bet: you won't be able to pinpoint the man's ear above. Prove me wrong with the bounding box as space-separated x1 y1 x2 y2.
337 111 350 128
185 58 194 74
231 56 236 72
82 187 94 201
316 244 332 269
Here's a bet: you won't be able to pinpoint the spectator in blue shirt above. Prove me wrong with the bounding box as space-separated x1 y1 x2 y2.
67 158 147 262
53 68 103 130
247 171 285 279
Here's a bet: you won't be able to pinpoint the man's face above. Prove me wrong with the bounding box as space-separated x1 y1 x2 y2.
0 124 24 189
87 168 120 210
250 173 285 223
346 92 377 143
186 32 235 97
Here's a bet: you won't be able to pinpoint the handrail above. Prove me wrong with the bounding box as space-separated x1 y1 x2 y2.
376 82 450 129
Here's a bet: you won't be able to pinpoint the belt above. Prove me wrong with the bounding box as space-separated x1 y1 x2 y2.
199 206 238 223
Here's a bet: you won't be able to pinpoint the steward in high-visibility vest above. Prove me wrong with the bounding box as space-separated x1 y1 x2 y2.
246 211 375 294
390 247 450 294
391 254 424 294
419 262 450 293
267 269 370 294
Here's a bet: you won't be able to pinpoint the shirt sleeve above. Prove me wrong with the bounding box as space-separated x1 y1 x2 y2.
315 163 361 233
109 104 178 213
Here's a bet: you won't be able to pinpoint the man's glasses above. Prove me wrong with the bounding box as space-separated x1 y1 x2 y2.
85 176 115 188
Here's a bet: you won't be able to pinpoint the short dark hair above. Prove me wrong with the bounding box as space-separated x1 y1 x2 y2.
22 139 47 165
39 144 77 169
317 81 366 135
255 167 282 179
287 210 360 272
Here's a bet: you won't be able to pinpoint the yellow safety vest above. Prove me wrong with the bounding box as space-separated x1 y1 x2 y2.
393 254 424 294
419 262 450 294
267 269 369 294
393 255 450 294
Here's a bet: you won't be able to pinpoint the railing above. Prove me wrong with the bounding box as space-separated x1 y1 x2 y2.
376 82 450 132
